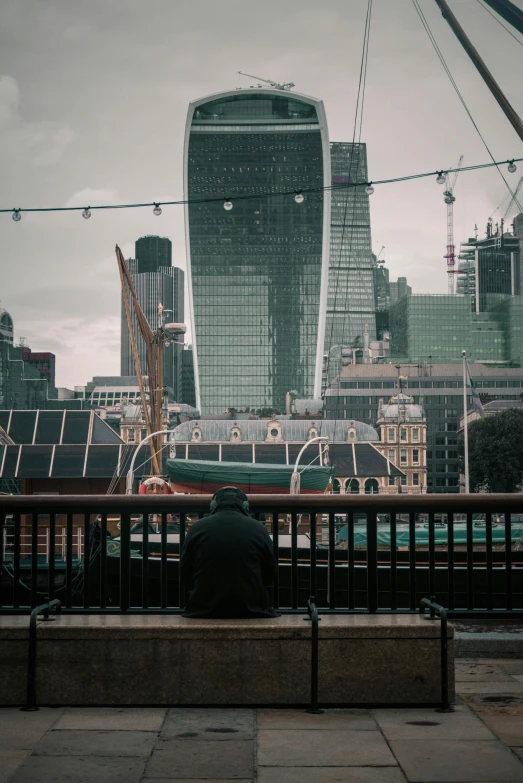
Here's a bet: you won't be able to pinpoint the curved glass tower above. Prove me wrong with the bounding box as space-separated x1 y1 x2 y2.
184 89 330 414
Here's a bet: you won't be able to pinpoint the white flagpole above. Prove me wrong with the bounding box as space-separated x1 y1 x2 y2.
462 349 470 493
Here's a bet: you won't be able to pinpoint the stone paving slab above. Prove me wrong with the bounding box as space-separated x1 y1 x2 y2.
455 664 516 682
258 729 396 767
256 709 376 730
145 738 254 779
0 750 31 783
160 707 254 740
0 707 63 751
456 681 523 695
372 704 496 740
497 663 523 675
6 755 146 783
257 768 408 782
474 713 523 746
54 707 166 731
389 739 523 782
32 729 156 757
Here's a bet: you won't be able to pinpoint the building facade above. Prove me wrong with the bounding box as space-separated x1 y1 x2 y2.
184 88 331 414
375 393 427 493
323 142 375 386
389 293 523 366
457 230 520 312
170 418 404 494
18 346 56 388
121 237 184 401
324 362 523 493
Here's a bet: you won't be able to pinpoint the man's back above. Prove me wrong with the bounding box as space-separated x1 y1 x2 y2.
180 506 277 618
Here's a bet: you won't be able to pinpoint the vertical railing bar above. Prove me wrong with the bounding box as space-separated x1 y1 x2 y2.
390 511 397 611
348 510 355 611
100 513 107 610
160 511 168 609
31 513 38 609
82 513 91 609
13 511 21 609
505 513 513 611
179 511 186 611
309 511 318 605
120 511 131 612
428 511 435 601
291 511 298 610
0 512 5 608
271 511 280 609
409 511 416 611
328 512 336 610
48 513 56 601
448 512 455 611
367 508 378 613
486 512 493 611
142 512 149 609
466 512 474 611
65 513 73 609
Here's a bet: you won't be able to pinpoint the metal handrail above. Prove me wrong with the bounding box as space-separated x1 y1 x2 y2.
420 596 452 712
21 598 61 711
305 596 323 714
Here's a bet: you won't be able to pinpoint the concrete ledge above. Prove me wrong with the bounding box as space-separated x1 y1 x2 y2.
455 631 523 659
0 614 454 707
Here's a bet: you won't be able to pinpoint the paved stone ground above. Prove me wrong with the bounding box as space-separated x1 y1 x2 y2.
1 659 523 783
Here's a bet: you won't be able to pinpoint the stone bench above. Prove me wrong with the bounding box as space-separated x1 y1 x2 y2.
0 613 454 707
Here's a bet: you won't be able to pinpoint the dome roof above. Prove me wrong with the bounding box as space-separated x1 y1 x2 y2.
380 393 424 420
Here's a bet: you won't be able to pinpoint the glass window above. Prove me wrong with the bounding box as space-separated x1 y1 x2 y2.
127 430 135 443
400 475 407 485
413 449 419 464
388 428 395 442
400 428 407 442
140 429 147 441
413 472 419 485
388 475 396 486
400 449 407 465
412 428 419 442
388 449 395 462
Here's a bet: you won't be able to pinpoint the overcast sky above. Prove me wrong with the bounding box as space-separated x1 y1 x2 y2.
1 0 522 389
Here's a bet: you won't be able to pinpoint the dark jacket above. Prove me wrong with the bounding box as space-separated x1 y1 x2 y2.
180 504 279 618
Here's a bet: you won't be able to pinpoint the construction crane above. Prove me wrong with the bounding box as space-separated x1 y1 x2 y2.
503 176 523 223
443 154 464 294
237 71 295 91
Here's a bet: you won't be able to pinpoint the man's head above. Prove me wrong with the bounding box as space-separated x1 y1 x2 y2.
210 486 250 515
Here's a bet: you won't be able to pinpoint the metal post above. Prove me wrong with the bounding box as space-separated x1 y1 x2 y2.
420 597 453 712
305 597 323 714
21 600 61 712
462 351 470 494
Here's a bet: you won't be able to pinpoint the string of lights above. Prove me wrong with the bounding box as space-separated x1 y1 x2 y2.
5 157 520 221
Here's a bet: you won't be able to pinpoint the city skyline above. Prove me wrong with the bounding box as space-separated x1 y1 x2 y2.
1 0 522 389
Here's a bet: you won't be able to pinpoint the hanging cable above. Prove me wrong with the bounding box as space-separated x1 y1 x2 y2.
411 0 522 212
476 0 523 48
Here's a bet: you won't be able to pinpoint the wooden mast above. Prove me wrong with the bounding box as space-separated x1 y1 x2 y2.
116 246 161 476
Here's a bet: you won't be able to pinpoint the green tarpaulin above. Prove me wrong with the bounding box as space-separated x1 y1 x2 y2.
337 523 523 547
166 457 331 494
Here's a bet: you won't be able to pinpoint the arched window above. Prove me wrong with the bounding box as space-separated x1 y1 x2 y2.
332 478 341 494
365 478 379 495
346 478 360 494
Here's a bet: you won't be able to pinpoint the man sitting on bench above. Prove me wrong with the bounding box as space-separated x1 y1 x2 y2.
180 486 279 618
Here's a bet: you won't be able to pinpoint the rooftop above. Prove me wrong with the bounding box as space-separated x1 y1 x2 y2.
171 418 380 443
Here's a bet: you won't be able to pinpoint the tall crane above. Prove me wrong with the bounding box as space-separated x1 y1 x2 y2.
237 71 295 91
443 154 464 294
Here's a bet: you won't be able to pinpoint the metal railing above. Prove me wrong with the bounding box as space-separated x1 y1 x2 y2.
1 493 522 614
420 597 452 712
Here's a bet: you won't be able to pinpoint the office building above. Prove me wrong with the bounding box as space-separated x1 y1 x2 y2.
324 362 523 492
0 309 14 345
389 276 412 305
457 228 520 312
121 236 184 401
18 346 56 388
184 87 331 414
389 293 523 366
324 142 375 385
180 348 197 409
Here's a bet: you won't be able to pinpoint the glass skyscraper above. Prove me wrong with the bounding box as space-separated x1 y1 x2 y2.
184 89 330 414
324 142 375 385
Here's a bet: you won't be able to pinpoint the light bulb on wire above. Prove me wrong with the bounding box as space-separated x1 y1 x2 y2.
223 199 233 211
365 183 374 196
153 203 162 216
294 192 304 204
12 209 21 222
508 160 517 174
82 207 91 219
436 172 446 185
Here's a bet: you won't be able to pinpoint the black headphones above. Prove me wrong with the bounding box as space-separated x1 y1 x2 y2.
210 486 250 514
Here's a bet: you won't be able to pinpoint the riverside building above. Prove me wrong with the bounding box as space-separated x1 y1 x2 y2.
184 88 331 414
